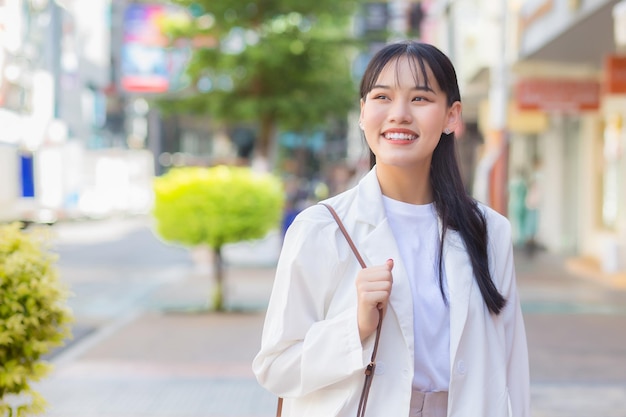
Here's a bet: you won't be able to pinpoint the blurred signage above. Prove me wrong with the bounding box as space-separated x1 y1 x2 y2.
604 54 626 94
121 3 190 93
20 153 35 198
516 78 600 112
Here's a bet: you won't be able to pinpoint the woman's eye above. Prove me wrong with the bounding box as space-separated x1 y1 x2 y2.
412 96 427 102
373 94 388 100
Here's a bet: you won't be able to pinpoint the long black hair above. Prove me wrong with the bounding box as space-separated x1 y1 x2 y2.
360 41 506 315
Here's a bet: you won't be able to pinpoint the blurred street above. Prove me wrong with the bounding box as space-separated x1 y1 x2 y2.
2 2 625 415
33 216 626 417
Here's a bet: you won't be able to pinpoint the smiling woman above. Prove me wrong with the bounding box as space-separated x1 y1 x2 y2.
253 40 530 417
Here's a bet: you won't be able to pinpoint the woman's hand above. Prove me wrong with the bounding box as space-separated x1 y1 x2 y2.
355 259 394 341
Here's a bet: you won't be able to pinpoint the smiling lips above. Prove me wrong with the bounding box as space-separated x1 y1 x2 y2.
383 132 418 141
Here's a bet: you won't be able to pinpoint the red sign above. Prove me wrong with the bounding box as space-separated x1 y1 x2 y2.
604 55 626 94
516 78 600 112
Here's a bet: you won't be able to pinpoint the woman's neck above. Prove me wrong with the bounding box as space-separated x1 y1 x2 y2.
375 164 433 205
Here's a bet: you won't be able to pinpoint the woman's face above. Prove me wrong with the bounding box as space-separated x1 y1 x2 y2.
359 56 461 171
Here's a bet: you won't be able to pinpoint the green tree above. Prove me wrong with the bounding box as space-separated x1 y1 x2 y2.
159 0 362 162
0 223 73 416
152 165 284 311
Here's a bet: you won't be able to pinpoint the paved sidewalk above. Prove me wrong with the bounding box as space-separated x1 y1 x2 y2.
516 249 626 417
36 264 280 417
30 220 626 417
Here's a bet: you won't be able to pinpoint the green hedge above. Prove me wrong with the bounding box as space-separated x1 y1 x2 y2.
0 223 73 416
153 165 284 249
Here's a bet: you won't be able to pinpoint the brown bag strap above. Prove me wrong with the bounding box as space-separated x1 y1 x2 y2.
276 397 283 417
275 203 383 417
319 203 367 269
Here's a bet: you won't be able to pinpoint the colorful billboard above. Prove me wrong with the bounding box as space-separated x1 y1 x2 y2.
121 3 190 93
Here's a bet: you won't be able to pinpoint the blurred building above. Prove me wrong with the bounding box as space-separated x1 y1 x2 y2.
0 0 157 223
4 0 621 277
424 0 626 275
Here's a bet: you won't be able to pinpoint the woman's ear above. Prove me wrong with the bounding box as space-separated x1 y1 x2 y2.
445 101 462 133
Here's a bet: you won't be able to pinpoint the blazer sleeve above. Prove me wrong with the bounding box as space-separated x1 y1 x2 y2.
252 209 371 398
490 217 531 417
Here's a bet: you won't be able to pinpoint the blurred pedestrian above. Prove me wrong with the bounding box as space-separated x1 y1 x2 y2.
509 167 528 247
524 158 543 257
253 41 529 417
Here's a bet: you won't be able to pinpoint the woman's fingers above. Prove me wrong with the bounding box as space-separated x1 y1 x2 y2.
356 259 394 340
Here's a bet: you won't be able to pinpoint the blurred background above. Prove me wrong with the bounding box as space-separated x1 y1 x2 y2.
1 1 626 416
1 0 625 274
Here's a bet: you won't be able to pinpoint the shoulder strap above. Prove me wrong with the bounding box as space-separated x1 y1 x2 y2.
318 203 367 268
319 202 382 417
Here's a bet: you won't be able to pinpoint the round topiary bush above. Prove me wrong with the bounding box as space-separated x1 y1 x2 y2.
152 165 284 310
0 223 73 416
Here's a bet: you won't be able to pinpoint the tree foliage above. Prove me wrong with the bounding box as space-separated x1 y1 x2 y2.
152 165 284 249
152 165 284 310
0 223 73 416
158 0 363 158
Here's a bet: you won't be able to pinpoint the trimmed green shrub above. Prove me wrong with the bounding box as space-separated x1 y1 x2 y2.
0 223 73 416
153 165 284 310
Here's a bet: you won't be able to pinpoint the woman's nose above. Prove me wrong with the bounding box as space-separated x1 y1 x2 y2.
388 101 413 124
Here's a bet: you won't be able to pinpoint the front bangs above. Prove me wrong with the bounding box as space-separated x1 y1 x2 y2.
393 55 432 91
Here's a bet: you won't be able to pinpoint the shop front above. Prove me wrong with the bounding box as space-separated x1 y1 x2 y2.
511 0 626 277
586 54 626 273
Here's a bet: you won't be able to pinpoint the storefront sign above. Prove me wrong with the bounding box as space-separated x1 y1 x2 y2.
604 54 626 94
516 78 600 112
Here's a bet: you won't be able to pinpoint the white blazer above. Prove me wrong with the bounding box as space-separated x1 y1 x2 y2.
253 168 530 417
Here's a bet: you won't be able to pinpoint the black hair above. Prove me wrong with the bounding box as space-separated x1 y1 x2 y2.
360 41 506 315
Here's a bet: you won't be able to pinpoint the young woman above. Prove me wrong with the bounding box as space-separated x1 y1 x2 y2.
253 41 530 417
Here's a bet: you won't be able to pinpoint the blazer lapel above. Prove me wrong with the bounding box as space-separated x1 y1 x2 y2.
355 169 415 354
362 222 415 351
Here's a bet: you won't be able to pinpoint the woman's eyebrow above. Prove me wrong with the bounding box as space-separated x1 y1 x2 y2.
371 84 435 93
414 85 435 93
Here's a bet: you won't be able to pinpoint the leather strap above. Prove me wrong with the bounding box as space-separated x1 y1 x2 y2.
276 397 282 417
319 203 367 269
276 203 383 417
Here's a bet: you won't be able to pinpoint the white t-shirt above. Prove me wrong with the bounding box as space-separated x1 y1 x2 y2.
382 196 450 392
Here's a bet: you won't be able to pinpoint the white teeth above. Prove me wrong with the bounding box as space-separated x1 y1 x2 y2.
384 132 417 140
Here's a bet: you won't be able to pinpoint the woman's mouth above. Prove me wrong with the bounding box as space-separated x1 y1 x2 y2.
383 132 418 141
